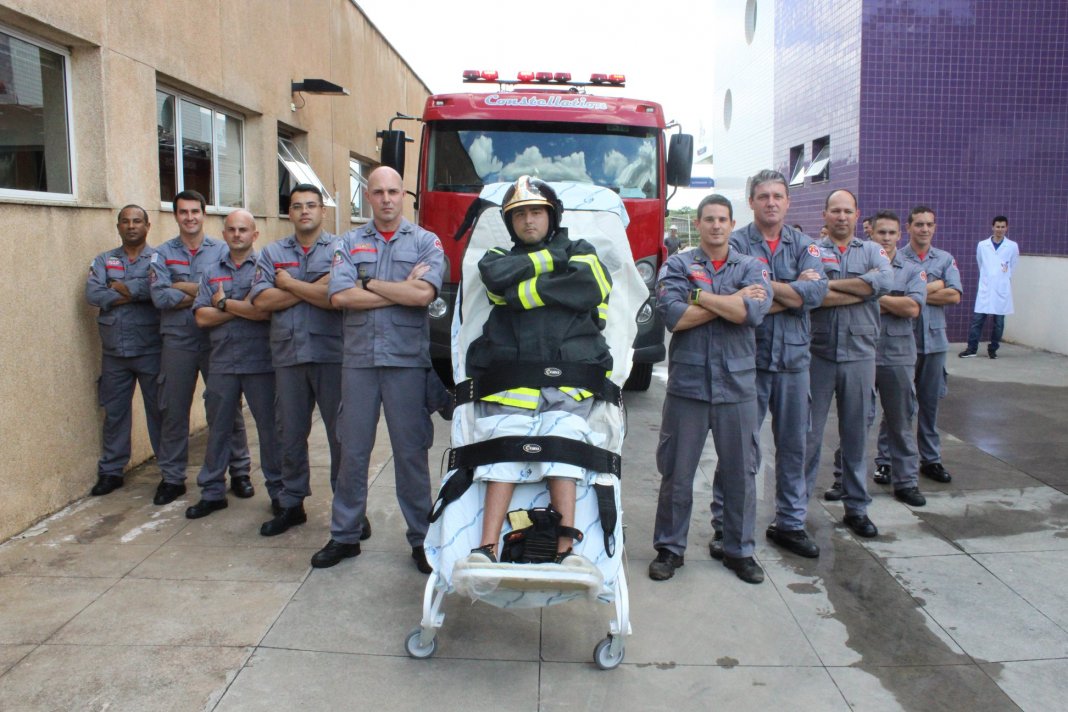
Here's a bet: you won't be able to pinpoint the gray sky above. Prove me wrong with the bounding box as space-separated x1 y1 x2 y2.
355 0 714 207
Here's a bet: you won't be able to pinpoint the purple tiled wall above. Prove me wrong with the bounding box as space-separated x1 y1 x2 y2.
859 0 1068 339
774 0 863 236
773 0 1068 340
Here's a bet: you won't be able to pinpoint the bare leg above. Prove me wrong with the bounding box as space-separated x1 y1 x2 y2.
480 481 516 553
549 478 577 552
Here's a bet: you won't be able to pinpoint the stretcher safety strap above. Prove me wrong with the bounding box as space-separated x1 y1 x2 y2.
449 436 621 477
454 362 621 406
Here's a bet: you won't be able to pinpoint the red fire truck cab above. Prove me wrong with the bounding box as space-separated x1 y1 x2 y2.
379 70 692 390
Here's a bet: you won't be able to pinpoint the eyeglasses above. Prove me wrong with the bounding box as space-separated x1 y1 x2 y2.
289 202 322 212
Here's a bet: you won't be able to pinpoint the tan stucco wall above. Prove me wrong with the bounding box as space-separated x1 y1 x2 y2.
0 0 429 540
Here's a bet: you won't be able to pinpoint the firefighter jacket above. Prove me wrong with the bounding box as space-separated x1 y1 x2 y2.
466 228 613 407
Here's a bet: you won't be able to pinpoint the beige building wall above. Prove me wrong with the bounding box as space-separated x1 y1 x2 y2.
0 0 430 540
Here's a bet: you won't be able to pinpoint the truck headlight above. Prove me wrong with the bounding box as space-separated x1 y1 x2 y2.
428 298 448 319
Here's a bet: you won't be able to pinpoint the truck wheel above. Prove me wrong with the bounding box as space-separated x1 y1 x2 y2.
623 362 652 391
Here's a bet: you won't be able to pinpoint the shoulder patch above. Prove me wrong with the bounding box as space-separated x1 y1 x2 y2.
332 250 344 266
807 244 820 257
433 238 443 251
879 248 888 259
919 270 927 282
761 269 769 282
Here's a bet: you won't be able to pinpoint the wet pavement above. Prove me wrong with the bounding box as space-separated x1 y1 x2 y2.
1 342 1066 711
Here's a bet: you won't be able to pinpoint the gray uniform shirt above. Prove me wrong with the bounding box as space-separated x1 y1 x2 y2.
328 219 444 368
897 244 962 354
249 233 342 367
730 223 828 372
656 246 772 404
877 254 928 367
150 236 230 352
85 246 161 358
193 251 273 375
810 237 893 363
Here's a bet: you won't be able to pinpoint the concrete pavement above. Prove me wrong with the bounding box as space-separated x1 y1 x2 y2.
1 343 1066 711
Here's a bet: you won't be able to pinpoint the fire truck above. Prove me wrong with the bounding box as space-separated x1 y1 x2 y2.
378 70 693 390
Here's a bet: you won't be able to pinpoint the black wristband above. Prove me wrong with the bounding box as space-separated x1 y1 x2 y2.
361 276 371 290
218 297 227 312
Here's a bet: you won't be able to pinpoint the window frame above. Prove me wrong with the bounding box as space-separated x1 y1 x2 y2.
156 86 246 212
787 144 805 187
349 156 371 223
0 23 76 202
806 137 830 182
277 134 336 216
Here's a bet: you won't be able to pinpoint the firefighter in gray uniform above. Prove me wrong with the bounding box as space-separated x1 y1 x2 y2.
149 190 251 506
650 194 771 585
85 205 163 496
805 190 892 538
710 169 828 560
870 210 930 506
250 184 362 538
878 206 962 484
311 166 444 572
185 210 282 519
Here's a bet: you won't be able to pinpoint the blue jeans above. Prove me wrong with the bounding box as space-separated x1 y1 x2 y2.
966 312 1005 354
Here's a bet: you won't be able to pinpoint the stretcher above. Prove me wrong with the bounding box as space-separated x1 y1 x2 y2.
405 183 647 669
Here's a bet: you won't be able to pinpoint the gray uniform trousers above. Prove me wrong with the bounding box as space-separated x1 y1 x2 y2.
872 365 921 489
197 373 282 501
805 354 875 516
655 393 760 559
877 350 947 466
330 367 433 546
157 345 251 484
275 362 343 508
710 368 811 533
98 353 163 477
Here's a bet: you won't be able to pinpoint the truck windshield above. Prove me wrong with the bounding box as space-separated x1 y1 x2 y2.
427 120 659 199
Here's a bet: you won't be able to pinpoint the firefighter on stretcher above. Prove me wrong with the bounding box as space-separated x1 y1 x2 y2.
463 176 614 566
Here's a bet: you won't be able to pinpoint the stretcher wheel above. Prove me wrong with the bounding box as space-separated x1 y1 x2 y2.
405 628 438 659
593 635 624 670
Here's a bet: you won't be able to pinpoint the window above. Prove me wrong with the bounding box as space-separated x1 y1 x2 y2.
0 26 73 198
157 88 244 208
349 157 370 221
806 136 830 182
427 120 659 198
788 145 805 186
277 134 335 214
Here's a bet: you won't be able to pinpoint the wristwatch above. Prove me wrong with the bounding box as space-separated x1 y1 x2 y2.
690 287 702 305
218 297 227 312
361 276 372 290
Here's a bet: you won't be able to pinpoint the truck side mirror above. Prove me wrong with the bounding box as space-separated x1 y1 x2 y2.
379 130 406 176
666 134 694 187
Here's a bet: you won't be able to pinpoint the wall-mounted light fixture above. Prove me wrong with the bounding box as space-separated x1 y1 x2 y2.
290 79 349 95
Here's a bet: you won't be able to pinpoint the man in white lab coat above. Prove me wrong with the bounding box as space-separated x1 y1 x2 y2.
960 216 1018 359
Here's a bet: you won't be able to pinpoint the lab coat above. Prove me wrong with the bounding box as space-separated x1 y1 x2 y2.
973 236 1019 315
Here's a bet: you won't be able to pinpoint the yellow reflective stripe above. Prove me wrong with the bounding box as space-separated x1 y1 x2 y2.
488 247 507 255
527 249 553 276
597 302 609 320
569 254 611 299
518 276 544 309
559 387 593 401
486 290 506 305
481 387 540 409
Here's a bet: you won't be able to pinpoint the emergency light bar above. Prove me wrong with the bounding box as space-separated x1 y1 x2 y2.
462 70 625 88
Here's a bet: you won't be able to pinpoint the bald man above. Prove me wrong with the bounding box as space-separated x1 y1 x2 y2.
185 210 282 519
311 167 445 571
